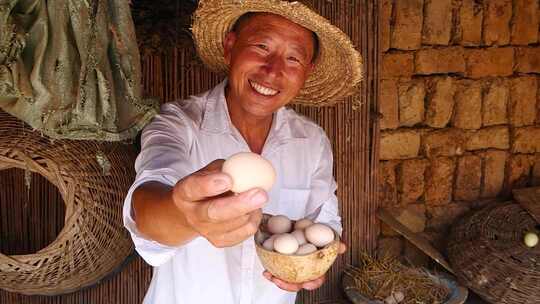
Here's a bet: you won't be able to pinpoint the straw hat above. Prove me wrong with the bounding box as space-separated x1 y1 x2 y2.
192 0 363 106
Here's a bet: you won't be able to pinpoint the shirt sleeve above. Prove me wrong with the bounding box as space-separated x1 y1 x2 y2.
304 132 343 236
123 103 195 267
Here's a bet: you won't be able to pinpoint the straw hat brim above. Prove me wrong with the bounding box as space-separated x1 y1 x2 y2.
192 0 363 106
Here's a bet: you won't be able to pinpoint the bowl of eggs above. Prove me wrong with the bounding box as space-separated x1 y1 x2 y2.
255 214 341 283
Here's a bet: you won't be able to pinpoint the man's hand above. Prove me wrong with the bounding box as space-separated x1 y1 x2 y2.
171 159 268 248
263 242 347 292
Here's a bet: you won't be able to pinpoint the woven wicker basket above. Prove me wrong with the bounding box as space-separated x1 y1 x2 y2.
447 202 540 304
0 111 135 295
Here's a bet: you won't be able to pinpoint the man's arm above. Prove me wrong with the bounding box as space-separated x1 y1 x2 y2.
132 181 196 246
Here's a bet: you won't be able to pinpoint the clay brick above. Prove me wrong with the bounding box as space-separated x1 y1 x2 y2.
512 127 540 153
398 79 425 127
379 161 398 207
538 78 540 124
459 0 483 46
453 81 482 130
381 204 427 236
533 154 540 186
483 79 508 126
466 126 510 151
398 159 427 204
380 80 399 130
380 131 421 160
422 0 453 45
425 77 455 128
391 0 424 50
511 0 539 45
483 0 512 46
466 48 514 79
454 155 482 201
427 203 470 230
509 77 537 127
505 155 533 193
425 157 455 205
415 47 466 75
516 48 540 73
480 150 507 198
423 129 467 157
382 53 414 78
377 237 403 259
380 0 393 52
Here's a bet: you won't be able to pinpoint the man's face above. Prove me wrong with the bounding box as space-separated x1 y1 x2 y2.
223 13 315 119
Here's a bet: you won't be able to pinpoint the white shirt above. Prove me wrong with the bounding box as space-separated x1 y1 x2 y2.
123 80 342 304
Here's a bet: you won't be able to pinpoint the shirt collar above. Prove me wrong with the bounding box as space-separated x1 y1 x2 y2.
200 79 298 140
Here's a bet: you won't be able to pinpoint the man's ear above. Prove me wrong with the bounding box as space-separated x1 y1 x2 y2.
305 62 315 77
223 32 237 65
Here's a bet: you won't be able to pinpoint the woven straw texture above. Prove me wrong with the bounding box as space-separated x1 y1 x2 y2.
192 0 364 106
0 110 135 295
447 202 540 304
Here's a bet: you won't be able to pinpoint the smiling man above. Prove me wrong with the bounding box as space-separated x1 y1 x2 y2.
123 1 362 303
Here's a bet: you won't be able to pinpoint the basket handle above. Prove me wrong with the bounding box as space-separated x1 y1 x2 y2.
0 252 39 271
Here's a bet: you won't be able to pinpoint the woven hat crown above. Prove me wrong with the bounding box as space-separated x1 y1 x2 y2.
192 0 363 106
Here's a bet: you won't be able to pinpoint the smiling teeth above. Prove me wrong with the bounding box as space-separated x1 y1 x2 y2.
250 81 278 96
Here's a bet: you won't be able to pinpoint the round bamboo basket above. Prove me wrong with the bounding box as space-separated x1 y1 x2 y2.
0 111 135 295
447 202 540 304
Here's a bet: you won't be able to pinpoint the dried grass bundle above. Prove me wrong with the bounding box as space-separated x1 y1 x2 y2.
344 253 450 304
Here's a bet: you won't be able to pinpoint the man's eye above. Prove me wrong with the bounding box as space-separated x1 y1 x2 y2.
256 44 268 50
287 56 300 63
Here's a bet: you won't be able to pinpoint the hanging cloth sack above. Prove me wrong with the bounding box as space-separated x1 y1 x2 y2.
0 0 157 141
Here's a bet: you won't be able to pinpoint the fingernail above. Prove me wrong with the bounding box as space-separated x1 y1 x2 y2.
249 190 267 205
214 177 230 191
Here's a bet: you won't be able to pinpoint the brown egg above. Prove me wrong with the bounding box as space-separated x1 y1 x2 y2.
267 215 292 234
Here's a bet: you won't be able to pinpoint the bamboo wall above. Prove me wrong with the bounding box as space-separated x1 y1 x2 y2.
0 0 379 303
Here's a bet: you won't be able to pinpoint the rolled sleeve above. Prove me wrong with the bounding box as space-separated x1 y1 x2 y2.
123 169 184 266
123 103 195 266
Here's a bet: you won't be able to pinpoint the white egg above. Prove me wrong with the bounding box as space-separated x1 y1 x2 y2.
263 234 278 251
291 229 307 245
267 215 292 234
294 218 313 230
524 232 539 248
305 223 335 247
393 291 405 302
222 152 276 193
295 243 317 255
384 295 397 304
273 233 299 254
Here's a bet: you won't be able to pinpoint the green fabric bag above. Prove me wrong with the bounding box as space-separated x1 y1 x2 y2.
0 0 157 141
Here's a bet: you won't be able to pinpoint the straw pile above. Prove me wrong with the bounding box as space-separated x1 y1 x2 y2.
344 254 450 304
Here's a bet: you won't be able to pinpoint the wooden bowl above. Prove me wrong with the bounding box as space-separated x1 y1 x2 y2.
254 214 340 283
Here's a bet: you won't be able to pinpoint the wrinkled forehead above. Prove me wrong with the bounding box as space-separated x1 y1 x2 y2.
231 12 320 62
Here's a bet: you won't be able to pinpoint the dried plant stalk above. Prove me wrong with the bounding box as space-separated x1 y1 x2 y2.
343 253 450 304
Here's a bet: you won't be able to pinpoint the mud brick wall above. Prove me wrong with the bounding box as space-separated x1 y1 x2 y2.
378 0 540 265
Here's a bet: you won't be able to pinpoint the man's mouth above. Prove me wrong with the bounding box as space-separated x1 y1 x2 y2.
249 80 279 96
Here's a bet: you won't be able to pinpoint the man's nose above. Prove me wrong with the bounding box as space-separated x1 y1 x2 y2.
263 54 285 77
